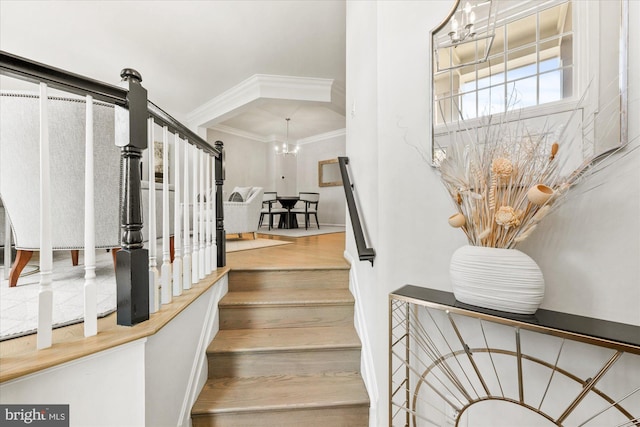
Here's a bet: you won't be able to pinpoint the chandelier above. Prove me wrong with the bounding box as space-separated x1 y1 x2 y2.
433 0 497 72
449 1 476 44
275 117 299 156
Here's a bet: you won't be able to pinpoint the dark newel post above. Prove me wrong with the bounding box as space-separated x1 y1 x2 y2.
116 68 149 326
215 140 226 267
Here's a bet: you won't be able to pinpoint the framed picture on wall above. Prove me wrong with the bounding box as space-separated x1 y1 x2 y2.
154 141 163 183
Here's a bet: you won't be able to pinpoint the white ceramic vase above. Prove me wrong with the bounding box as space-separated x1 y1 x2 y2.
450 245 545 315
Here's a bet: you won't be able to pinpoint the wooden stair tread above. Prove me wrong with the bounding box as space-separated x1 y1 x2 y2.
230 266 350 272
208 326 361 354
192 372 369 415
220 289 354 307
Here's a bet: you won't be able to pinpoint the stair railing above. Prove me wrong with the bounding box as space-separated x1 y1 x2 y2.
338 157 375 266
0 50 225 349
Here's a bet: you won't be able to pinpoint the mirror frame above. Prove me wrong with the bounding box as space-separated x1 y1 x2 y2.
429 0 629 167
318 158 342 188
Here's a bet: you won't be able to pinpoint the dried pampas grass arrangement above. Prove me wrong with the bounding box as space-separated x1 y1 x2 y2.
437 89 637 249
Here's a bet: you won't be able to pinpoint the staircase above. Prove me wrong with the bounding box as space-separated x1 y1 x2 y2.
191 268 370 427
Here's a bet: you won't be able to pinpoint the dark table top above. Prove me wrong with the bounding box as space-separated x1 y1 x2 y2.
391 285 640 354
276 196 299 209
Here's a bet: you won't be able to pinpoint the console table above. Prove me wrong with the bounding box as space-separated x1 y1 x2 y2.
389 285 640 427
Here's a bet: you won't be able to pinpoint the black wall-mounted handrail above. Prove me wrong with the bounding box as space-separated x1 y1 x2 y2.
338 157 375 266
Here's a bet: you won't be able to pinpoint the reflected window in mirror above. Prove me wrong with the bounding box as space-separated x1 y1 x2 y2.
434 1 574 125
430 0 628 175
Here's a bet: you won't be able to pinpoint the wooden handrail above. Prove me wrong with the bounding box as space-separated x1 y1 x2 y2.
338 157 375 266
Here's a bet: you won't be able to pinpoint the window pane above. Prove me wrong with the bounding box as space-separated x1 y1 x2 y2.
489 25 505 57
490 85 506 114
559 34 573 67
435 46 453 70
460 92 477 120
539 57 560 73
434 72 453 98
484 55 505 86
435 97 453 125
459 64 477 91
477 88 490 116
511 76 538 108
539 70 563 104
477 73 492 90
540 2 571 40
507 46 537 81
507 14 537 50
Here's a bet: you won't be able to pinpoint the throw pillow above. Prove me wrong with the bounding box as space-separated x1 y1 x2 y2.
228 192 244 202
231 186 252 201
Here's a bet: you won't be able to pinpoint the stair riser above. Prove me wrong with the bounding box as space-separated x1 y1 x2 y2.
229 270 349 291
208 349 361 378
192 406 369 427
220 305 354 330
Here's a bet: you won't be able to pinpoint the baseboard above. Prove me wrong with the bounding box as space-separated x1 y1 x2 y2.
344 250 378 427
320 222 346 227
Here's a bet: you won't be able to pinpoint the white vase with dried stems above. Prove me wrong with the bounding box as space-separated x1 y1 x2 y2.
437 98 635 314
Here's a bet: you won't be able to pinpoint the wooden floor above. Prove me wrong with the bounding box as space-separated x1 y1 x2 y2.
227 232 348 270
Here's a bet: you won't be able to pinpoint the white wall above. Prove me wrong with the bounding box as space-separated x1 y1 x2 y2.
146 276 227 427
297 133 346 226
346 0 640 425
206 129 270 196
274 151 298 196
0 340 146 426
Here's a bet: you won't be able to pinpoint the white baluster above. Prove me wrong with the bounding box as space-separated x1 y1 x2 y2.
148 119 160 313
205 153 212 274
172 135 182 296
37 83 53 349
199 149 205 279
161 127 172 304
182 139 191 290
83 95 97 337
211 155 217 270
191 144 199 285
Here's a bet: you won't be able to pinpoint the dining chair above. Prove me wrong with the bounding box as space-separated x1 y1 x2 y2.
291 192 320 229
258 192 286 230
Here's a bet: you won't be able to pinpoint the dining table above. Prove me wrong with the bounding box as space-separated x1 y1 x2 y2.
276 196 300 229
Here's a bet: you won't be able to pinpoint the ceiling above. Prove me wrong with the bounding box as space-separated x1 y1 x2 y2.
0 0 346 143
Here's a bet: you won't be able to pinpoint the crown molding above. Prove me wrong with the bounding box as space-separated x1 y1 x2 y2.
186 74 335 130
297 128 346 145
209 124 346 146
208 124 271 143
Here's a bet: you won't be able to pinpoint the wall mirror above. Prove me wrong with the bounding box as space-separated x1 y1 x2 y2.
429 0 628 168
318 158 342 187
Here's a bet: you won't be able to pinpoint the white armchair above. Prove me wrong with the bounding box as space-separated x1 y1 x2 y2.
141 181 175 260
224 187 263 238
141 181 175 240
0 92 121 286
